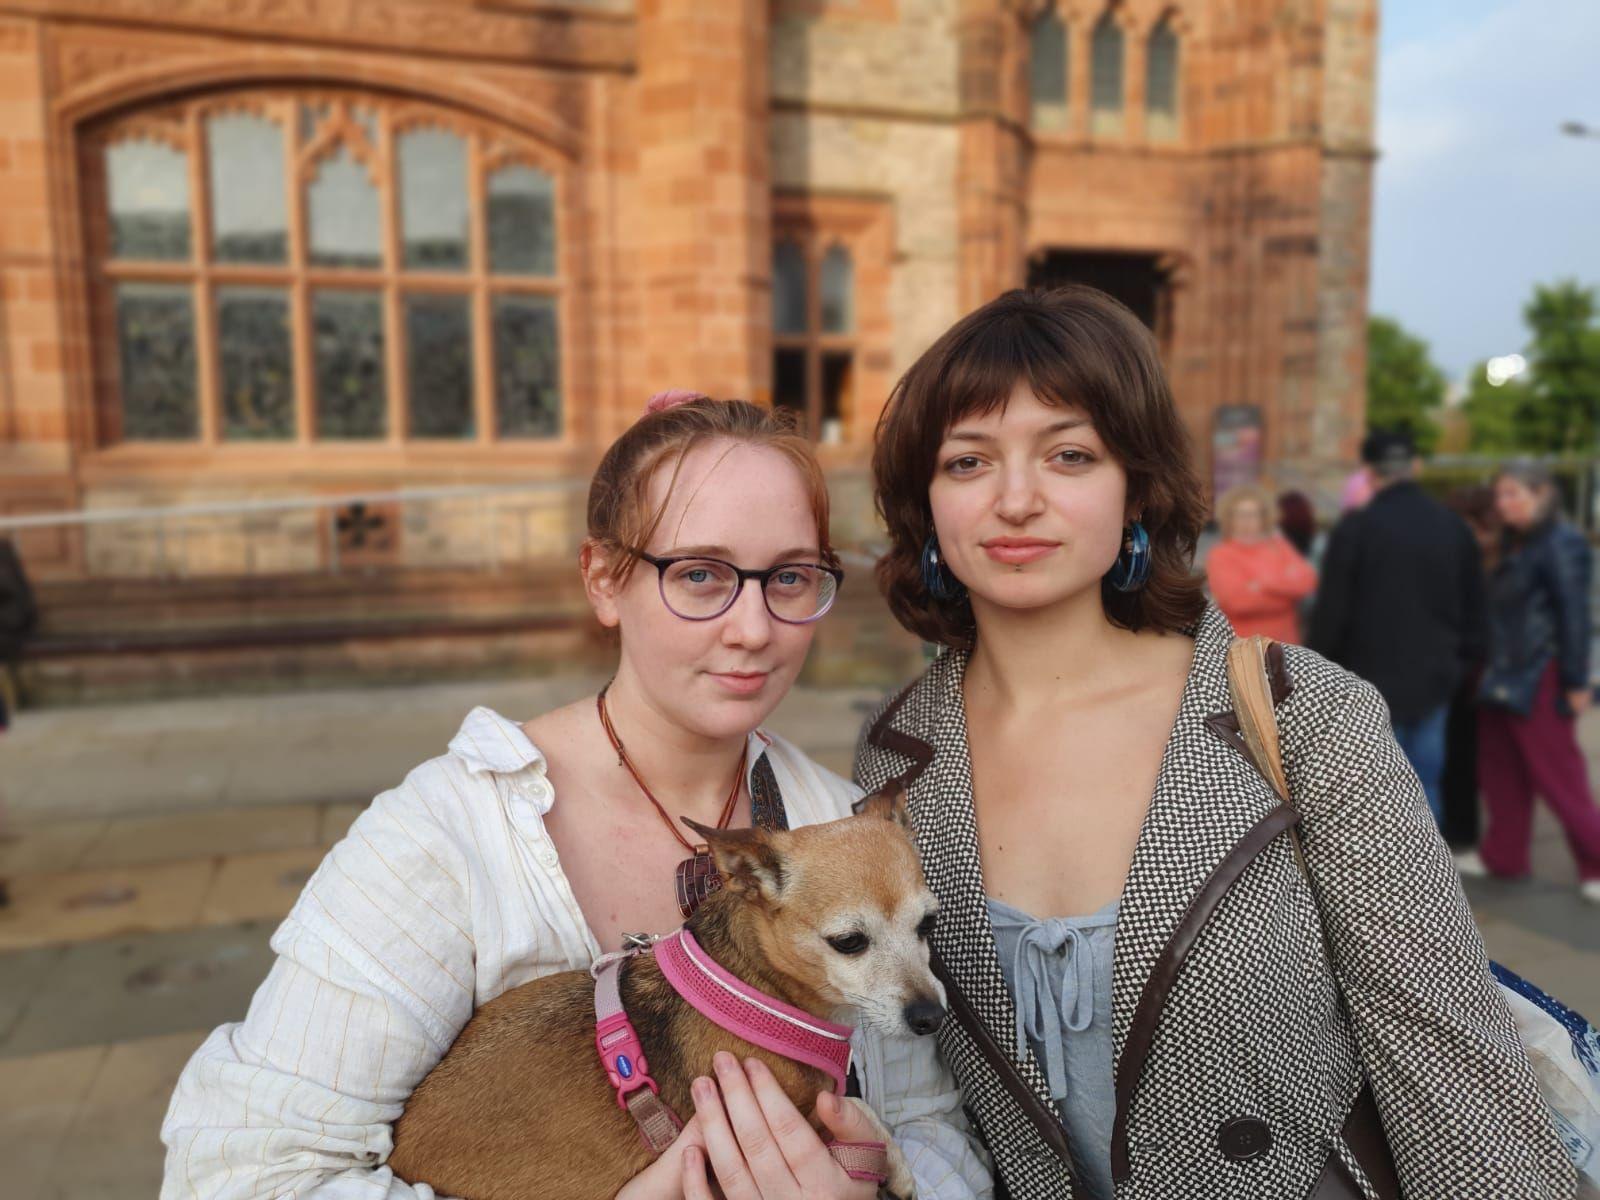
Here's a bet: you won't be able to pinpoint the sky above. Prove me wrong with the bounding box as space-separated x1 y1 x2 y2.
1369 0 1600 381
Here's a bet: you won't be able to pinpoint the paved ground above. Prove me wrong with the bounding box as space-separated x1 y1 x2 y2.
2 675 1598 1197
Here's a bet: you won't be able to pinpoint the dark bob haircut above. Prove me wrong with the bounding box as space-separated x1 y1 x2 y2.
871 286 1208 647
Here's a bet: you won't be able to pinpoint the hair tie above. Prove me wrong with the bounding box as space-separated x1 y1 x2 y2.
643 389 709 416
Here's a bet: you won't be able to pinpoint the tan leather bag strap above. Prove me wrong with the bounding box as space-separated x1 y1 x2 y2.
1223 635 1401 1200
1226 634 1291 800
1226 634 1311 879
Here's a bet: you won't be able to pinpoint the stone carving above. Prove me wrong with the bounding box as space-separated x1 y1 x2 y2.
35 0 632 71
59 41 152 89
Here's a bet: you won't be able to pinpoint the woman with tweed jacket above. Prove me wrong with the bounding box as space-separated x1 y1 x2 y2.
852 287 1575 1200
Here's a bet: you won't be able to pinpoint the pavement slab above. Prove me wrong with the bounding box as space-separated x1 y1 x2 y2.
197 845 324 926
0 818 107 876
76 804 321 871
0 860 218 952
52 1031 202 1200
0 1042 109 1197
0 922 276 1059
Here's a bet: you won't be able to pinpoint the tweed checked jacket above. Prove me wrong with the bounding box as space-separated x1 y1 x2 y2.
853 606 1575 1200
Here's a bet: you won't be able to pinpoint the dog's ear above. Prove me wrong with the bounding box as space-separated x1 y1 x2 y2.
682 818 786 906
851 780 910 830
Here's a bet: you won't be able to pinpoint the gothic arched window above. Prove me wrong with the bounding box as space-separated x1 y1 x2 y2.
1029 8 1070 131
1146 16 1181 141
1090 12 1125 136
84 91 564 445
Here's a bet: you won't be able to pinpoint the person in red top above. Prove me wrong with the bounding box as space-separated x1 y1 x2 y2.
1206 484 1318 643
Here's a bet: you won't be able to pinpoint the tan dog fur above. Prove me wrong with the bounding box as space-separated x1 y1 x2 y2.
388 786 943 1200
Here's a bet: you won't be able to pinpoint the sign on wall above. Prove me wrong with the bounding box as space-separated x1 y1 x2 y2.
1212 404 1263 498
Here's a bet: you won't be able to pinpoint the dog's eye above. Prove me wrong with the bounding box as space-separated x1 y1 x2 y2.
916 913 938 940
826 932 869 955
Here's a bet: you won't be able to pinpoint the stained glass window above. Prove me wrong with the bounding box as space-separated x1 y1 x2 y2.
488 165 556 276
106 140 190 261
313 291 387 439
308 144 382 270
217 287 294 440
116 283 197 439
399 128 470 271
404 294 474 439
93 92 565 445
207 112 287 264
493 295 561 438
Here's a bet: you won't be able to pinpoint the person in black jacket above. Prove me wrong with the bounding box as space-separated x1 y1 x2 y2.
0 536 35 732
1308 430 1487 824
0 536 34 909
1468 461 1600 904
1438 485 1500 856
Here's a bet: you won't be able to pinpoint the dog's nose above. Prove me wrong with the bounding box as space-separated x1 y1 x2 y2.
903 998 946 1036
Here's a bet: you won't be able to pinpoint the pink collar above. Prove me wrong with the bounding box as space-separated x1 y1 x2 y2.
655 928 855 1094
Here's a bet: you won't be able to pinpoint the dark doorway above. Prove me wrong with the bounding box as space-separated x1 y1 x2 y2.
1027 251 1172 343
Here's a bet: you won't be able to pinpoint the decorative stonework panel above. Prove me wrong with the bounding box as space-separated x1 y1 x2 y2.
40 0 634 74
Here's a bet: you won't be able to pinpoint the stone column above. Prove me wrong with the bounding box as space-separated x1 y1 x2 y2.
631 0 771 418
1312 0 1378 488
0 15 82 575
956 0 1028 312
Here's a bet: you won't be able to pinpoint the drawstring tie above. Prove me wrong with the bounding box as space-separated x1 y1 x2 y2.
1005 916 1097 1101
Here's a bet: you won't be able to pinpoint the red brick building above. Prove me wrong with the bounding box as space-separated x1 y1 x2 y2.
0 0 1377 584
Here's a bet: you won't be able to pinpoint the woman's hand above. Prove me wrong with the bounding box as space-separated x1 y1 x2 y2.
683 1052 882 1200
616 1116 707 1200
1567 687 1592 716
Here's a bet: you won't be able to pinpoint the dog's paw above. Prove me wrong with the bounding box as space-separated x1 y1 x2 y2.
836 1096 917 1200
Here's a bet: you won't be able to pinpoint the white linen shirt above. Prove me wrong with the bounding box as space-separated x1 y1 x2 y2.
160 707 993 1199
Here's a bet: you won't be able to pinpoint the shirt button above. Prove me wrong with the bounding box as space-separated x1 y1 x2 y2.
538 846 559 868
1217 1116 1273 1162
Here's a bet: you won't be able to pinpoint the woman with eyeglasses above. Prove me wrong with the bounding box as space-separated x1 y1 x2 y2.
160 393 992 1200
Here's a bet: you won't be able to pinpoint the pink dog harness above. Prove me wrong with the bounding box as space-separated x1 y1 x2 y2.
592 929 889 1185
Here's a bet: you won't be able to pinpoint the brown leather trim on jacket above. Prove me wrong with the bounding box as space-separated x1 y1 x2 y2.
1109 803 1303 1183
1203 640 1295 771
865 680 935 786
930 948 1081 1185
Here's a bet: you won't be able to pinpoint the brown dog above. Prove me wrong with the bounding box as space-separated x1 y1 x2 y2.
387 786 945 1200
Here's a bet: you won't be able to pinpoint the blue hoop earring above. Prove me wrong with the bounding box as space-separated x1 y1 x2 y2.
1106 520 1151 592
921 533 966 602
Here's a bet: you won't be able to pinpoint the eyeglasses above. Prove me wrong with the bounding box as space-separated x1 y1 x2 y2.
632 551 843 624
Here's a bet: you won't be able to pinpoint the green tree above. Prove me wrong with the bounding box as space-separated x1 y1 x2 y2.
1461 359 1531 453
1522 280 1600 452
1459 279 1600 454
1366 315 1444 453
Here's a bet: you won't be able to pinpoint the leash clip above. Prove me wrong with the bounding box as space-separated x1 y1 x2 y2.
593 942 664 1114
595 1010 661 1108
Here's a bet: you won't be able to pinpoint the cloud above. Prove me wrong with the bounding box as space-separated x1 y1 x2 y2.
1370 0 1600 377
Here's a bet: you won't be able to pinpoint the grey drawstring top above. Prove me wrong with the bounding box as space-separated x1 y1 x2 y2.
988 894 1120 1200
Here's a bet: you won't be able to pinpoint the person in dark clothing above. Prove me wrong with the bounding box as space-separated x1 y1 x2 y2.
1439 485 1499 856
0 536 36 909
0 536 36 731
1307 430 1487 823
1469 462 1600 904
1276 489 1318 559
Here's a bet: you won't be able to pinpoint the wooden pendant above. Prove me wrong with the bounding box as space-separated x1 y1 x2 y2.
675 847 723 918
